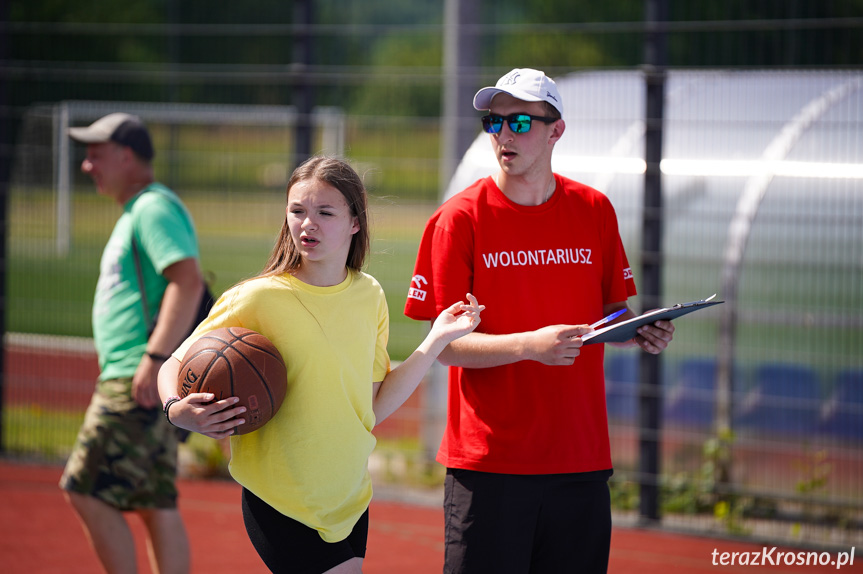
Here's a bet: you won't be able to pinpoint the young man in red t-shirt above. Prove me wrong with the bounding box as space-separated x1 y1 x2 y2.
405 68 676 573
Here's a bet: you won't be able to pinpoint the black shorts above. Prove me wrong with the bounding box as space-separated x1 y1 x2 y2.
241 487 368 574
444 468 612 574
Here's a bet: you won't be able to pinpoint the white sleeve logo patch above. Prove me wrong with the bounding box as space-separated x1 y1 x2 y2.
408 274 428 301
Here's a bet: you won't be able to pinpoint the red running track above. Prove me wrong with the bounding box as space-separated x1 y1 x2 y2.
2 461 860 573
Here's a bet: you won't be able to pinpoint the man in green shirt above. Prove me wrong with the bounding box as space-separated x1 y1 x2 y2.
60 113 205 574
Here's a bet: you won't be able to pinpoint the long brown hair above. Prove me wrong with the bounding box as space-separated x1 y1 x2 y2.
261 156 370 277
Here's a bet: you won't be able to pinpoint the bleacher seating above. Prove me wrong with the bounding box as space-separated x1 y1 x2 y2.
819 368 863 442
734 363 822 435
664 358 718 428
604 354 638 420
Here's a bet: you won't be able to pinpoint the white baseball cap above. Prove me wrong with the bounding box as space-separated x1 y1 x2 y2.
473 68 564 115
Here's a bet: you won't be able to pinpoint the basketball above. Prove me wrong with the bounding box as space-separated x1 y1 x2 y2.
177 327 287 435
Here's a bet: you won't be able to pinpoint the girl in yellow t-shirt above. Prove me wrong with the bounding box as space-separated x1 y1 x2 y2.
157 156 482 574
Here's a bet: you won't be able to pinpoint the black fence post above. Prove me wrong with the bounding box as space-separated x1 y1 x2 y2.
293 0 314 169
0 0 11 454
639 0 668 525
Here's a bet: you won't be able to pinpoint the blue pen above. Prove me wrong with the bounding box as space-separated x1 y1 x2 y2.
589 308 627 330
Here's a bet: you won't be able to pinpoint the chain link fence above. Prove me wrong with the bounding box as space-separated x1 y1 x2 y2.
3 7 862 548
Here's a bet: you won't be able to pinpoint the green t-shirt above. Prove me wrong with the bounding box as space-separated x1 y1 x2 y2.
93 183 200 381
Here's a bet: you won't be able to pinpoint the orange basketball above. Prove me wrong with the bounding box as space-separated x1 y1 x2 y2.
177 327 287 435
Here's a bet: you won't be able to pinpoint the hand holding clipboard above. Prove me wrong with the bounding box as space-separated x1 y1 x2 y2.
582 294 723 345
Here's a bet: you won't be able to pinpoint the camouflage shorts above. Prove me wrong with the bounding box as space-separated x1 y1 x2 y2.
59 377 181 511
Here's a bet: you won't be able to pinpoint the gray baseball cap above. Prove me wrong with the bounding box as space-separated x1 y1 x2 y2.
68 113 155 160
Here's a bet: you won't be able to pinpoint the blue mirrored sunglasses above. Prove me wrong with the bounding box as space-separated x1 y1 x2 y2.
481 113 558 134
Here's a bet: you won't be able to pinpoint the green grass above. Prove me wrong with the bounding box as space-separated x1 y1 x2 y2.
2 405 84 459
10 187 863 370
2 403 228 478
8 189 437 359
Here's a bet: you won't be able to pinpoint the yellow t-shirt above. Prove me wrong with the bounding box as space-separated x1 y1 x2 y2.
174 270 390 542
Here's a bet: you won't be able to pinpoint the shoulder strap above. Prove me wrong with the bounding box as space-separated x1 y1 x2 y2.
130 184 214 337
130 236 152 328
130 185 154 329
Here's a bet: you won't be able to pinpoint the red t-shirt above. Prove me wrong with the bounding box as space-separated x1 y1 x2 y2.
405 175 636 474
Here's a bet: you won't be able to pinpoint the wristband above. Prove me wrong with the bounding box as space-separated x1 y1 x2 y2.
147 351 172 362
163 395 182 425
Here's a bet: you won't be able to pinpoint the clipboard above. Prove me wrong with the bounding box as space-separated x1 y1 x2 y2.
582 294 724 345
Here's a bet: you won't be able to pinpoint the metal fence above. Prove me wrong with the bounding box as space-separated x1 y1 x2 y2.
3 8 862 549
